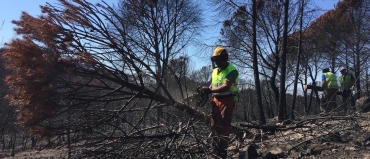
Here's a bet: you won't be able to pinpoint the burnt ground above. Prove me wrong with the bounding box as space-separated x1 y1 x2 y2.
3 112 370 159
227 111 370 159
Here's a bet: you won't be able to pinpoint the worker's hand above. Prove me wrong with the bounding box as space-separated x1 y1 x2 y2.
199 87 212 94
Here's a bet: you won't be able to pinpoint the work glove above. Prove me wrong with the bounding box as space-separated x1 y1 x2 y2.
198 87 212 94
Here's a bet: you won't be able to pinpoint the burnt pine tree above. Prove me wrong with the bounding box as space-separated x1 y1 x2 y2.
115 0 203 123
215 0 304 122
290 0 304 119
252 0 266 124
0 48 17 151
1 0 223 158
278 0 289 121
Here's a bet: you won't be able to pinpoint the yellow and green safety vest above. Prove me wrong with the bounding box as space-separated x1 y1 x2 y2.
323 72 338 89
211 64 239 102
339 74 353 91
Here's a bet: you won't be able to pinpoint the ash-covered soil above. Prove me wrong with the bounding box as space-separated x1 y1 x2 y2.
4 112 370 159
227 112 370 159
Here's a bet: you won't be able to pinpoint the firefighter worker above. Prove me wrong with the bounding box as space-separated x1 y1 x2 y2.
199 46 239 159
321 68 339 112
339 67 355 112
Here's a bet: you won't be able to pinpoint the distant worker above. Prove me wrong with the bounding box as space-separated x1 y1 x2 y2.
198 46 239 159
339 67 355 112
321 68 339 112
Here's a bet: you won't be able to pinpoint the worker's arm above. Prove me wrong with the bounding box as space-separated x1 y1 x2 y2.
211 80 234 93
321 80 326 88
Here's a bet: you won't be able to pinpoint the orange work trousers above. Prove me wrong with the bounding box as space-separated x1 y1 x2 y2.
211 96 234 159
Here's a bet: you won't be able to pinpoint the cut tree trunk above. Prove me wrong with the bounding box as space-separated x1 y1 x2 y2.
303 85 323 91
304 85 342 95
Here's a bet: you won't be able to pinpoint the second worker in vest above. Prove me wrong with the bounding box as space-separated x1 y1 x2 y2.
198 46 239 159
339 67 355 112
321 68 339 113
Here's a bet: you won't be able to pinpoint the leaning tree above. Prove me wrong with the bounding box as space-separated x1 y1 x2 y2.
1 0 221 158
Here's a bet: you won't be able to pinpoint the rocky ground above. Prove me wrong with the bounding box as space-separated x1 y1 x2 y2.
3 112 370 159
1 148 67 159
226 111 370 159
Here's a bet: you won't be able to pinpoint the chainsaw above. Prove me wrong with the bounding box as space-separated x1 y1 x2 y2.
196 86 209 107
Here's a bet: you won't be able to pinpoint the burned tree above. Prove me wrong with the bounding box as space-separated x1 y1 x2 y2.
1 0 215 158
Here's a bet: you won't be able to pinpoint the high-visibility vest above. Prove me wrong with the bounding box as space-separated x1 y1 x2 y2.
323 72 338 89
211 64 239 102
339 74 353 91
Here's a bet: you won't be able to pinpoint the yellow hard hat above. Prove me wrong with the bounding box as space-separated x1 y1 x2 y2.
211 46 228 61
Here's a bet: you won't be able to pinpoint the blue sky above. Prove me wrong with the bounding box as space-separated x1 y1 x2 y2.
0 0 340 93
0 0 104 44
0 0 339 45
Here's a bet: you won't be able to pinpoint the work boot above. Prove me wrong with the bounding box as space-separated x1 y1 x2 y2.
212 135 229 159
